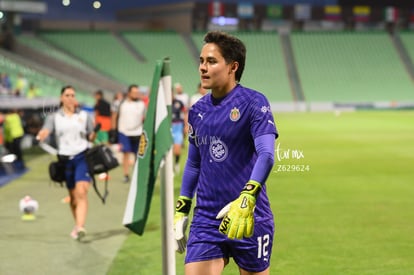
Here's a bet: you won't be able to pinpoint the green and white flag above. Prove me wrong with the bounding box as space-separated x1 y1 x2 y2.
123 58 173 235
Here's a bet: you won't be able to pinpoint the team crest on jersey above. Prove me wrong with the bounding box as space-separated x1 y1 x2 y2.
229 107 240 122
209 139 228 162
137 131 148 159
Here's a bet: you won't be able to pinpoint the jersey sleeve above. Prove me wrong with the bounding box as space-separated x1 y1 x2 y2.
42 113 56 132
250 134 275 184
250 93 278 140
180 143 201 199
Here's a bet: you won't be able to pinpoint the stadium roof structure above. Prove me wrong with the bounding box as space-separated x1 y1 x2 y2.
0 0 47 14
29 0 341 21
21 0 412 22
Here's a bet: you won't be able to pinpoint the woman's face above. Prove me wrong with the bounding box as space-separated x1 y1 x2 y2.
61 87 77 111
199 43 235 93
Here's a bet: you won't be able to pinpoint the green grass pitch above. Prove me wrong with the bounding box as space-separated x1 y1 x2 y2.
108 111 414 274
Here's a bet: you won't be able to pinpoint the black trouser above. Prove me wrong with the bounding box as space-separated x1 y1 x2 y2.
5 136 24 169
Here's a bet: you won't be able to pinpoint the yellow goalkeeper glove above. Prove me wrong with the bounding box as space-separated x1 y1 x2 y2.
216 180 261 239
174 196 192 253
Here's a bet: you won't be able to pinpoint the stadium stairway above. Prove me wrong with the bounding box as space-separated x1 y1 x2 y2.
121 31 200 93
39 31 146 87
181 32 200 63
279 32 305 102
390 33 414 83
112 31 147 63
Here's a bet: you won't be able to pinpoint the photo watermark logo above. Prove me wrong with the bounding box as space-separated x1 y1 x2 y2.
274 142 310 173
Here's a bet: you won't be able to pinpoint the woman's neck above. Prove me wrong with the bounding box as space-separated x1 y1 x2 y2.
211 82 237 99
63 106 75 115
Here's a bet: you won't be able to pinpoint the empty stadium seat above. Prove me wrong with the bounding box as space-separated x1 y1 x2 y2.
291 31 414 102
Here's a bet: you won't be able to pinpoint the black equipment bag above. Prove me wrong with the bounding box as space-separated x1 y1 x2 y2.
48 161 66 184
86 144 119 175
85 145 119 204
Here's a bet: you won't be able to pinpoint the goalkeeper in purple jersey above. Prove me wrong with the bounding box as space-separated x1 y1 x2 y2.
174 31 278 275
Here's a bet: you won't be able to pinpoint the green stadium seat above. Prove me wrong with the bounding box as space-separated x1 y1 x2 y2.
192 31 293 102
40 31 143 85
0 54 93 105
121 31 200 94
16 34 98 75
291 32 414 102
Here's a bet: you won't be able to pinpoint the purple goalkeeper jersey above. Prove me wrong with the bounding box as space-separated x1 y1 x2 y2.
187 84 278 226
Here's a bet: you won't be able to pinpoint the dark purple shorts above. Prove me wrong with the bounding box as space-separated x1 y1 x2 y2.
185 218 274 272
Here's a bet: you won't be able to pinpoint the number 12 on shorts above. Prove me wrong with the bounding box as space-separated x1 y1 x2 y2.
257 234 270 259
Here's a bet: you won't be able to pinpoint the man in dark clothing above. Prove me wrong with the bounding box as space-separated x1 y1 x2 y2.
94 90 111 144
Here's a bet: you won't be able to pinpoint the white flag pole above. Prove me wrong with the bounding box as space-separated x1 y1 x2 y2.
160 148 175 275
159 62 175 275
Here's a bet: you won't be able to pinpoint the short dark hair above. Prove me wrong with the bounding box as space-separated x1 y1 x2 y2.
127 84 139 93
95 90 103 96
203 31 246 82
60 85 75 107
61 85 74 95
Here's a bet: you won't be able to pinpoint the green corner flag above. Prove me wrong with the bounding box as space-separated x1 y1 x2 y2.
123 58 173 235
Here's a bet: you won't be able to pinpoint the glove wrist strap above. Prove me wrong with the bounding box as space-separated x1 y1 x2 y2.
241 180 262 199
175 196 192 214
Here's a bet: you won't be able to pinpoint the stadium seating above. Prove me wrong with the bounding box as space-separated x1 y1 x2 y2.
16 34 98 75
0 53 62 97
39 31 144 85
291 31 414 102
121 31 200 94
0 52 93 105
5 30 414 107
192 31 293 102
233 32 293 102
400 32 414 65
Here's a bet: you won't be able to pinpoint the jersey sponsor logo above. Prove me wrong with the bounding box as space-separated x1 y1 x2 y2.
261 105 271 113
229 107 240 122
137 130 148 158
219 216 231 234
209 138 228 162
188 123 194 138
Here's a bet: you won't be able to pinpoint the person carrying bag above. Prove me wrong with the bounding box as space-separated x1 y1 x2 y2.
37 85 97 241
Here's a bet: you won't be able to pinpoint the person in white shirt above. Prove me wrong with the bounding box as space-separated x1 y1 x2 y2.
189 82 209 107
37 85 96 240
111 84 146 183
174 82 190 109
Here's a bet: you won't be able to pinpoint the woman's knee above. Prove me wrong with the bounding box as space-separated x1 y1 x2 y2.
74 181 89 197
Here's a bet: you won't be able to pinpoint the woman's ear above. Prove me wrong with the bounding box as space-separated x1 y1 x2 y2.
229 62 239 74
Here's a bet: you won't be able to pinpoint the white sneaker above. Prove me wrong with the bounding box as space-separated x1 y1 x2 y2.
70 226 86 241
